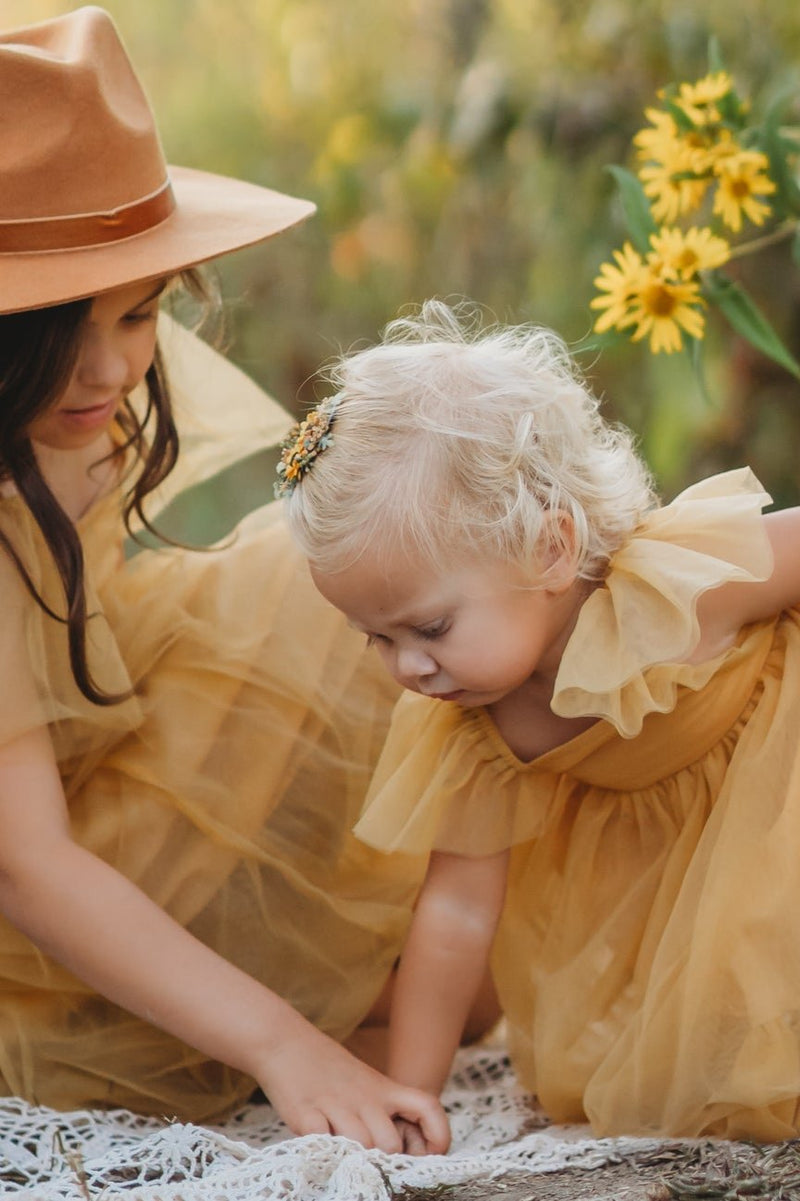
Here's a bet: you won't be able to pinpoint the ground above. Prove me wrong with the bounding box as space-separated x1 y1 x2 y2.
391 1139 800 1200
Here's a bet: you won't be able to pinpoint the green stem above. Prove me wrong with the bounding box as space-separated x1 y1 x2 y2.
726 218 799 260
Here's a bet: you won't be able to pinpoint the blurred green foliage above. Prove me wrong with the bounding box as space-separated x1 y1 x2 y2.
10 0 800 509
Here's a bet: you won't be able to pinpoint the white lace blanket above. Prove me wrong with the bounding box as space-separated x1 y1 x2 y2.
0 1047 669 1200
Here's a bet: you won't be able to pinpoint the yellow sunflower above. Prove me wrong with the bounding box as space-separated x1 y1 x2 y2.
677 127 724 175
633 107 681 163
639 159 709 224
626 266 706 353
591 244 706 353
590 243 647 333
647 227 731 279
673 71 734 126
634 102 722 220
699 127 742 172
712 151 776 232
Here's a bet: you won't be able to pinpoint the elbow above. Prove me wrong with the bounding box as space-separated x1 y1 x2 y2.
417 892 504 954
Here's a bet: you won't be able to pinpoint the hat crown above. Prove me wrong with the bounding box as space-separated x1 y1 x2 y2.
0 6 167 221
0 5 314 314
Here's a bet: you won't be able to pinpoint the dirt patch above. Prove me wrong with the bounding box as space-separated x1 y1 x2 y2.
390 1139 800 1200
391 1160 657 1199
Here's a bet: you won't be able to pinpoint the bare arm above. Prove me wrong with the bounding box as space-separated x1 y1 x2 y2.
0 726 450 1154
388 849 509 1098
694 507 800 656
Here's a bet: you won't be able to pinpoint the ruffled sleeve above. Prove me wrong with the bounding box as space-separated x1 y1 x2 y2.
354 691 554 857
551 468 774 737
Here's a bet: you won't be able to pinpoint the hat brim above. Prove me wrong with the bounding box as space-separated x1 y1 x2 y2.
0 165 315 314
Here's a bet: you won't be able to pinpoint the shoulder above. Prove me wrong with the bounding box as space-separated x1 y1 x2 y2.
0 499 46 597
694 502 800 656
613 467 777 650
553 469 777 735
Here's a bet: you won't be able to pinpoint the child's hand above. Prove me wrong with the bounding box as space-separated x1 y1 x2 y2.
393 1116 433 1156
254 1020 450 1155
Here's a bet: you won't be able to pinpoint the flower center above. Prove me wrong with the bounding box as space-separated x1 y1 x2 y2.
641 283 678 317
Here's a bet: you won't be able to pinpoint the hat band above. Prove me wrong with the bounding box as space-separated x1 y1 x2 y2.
0 180 176 254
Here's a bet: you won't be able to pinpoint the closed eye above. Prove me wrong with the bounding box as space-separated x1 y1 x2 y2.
123 306 159 326
416 621 449 640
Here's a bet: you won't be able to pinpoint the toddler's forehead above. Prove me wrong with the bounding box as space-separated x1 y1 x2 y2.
337 541 540 590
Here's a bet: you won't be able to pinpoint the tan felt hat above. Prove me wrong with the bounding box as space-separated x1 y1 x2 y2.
0 6 315 314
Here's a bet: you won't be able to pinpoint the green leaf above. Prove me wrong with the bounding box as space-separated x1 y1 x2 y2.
716 87 746 129
661 96 696 133
685 334 712 406
793 227 800 268
605 165 658 255
754 95 800 217
704 273 800 378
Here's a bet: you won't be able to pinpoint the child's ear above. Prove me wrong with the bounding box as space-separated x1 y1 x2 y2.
540 513 579 593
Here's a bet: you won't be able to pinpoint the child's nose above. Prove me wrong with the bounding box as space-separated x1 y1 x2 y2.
76 333 128 390
394 644 437 683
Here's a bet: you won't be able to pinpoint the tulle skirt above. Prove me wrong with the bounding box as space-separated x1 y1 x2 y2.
0 506 423 1121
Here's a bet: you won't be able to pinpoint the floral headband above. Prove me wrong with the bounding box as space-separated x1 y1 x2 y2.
274 395 341 498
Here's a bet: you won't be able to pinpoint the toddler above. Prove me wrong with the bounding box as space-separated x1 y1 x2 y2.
282 299 800 1142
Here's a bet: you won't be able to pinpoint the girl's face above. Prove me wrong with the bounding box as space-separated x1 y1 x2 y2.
311 547 582 708
26 278 166 451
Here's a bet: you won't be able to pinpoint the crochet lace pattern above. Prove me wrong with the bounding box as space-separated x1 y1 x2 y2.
0 1046 677 1200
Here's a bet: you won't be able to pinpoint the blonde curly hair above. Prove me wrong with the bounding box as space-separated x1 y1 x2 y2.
285 300 656 581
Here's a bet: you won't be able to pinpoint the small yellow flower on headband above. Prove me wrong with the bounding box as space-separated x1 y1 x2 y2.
274 396 340 497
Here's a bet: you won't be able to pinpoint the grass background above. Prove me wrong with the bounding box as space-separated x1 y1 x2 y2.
9 0 800 529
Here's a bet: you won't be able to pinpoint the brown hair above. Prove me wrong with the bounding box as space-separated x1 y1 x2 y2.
0 274 208 705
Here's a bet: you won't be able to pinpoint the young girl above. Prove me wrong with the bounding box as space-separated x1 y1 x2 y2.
284 298 800 1143
0 7 450 1154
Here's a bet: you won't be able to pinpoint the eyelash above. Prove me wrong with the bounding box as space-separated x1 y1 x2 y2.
418 624 447 640
365 625 447 648
123 310 157 326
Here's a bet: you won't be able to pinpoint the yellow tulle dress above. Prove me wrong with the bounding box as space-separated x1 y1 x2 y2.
355 468 800 1141
0 319 423 1122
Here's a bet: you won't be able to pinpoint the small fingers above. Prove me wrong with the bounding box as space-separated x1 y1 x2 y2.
360 1109 404 1155
318 1105 379 1150
284 1076 449 1156
292 1107 333 1138
296 1101 431 1156
394 1092 451 1155
393 1117 428 1156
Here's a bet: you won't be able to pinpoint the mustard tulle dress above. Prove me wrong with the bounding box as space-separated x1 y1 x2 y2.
0 319 423 1122
355 468 800 1141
